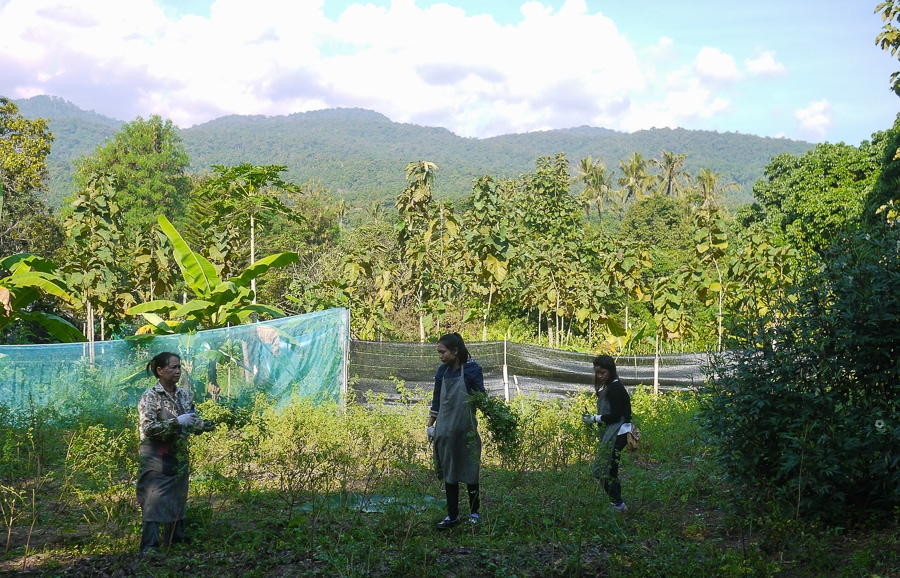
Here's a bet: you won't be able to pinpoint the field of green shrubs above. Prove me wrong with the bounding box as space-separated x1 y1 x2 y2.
0 386 897 577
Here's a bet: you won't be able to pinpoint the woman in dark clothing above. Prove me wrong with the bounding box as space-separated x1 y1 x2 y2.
426 333 486 529
582 355 632 512
136 352 213 552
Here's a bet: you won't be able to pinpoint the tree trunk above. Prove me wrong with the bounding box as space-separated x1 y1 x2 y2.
653 334 660 395
87 300 95 363
250 213 257 305
482 283 494 341
714 258 724 352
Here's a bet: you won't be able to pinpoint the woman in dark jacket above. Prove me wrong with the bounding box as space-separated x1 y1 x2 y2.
582 355 632 512
426 333 486 529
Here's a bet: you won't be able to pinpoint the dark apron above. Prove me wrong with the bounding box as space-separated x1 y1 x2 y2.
136 394 191 523
433 370 481 485
591 386 625 479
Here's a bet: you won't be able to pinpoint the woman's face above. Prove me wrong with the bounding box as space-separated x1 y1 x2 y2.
156 356 182 388
436 343 459 367
594 366 610 387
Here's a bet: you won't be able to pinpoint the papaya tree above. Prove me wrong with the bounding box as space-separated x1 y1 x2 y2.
192 164 303 304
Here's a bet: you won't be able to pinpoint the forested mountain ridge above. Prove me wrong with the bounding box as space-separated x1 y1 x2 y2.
13 95 816 208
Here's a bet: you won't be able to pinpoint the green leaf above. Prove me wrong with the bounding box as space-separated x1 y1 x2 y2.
173 300 215 317
127 299 179 315
229 252 300 287
157 215 219 295
5 271 71 301
19 312 85 342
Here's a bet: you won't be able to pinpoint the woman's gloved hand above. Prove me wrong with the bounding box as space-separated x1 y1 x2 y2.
176 412 199 427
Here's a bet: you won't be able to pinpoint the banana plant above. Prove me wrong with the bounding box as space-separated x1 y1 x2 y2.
127 215 299 336
0 253 85 342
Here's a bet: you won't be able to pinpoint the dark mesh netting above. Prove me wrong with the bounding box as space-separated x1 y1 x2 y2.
350 340 709 403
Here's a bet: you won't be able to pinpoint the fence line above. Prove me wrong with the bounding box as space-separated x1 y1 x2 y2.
349 339 710 403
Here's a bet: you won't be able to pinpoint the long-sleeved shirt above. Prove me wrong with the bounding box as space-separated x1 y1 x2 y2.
597 378 632 425
429 359 486 417
138 382 198 443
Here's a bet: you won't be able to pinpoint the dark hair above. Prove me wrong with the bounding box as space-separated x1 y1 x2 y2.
146 352 180 379
437 332 470 365
592 354 619 388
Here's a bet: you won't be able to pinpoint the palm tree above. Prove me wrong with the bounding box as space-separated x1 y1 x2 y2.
575 156 615 234
652 150 688 198
693 168 739 211
366 201 386 222
618 152 654 206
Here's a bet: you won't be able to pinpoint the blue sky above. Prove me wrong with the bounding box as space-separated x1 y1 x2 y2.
1 0 896 144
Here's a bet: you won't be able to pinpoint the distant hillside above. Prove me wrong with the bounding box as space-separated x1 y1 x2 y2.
12 96 122 204
13 95 816 208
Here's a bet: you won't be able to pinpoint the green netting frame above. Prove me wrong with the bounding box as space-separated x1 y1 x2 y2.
0 308 349 417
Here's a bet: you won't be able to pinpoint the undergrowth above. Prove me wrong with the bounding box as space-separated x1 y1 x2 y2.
0 389 897 577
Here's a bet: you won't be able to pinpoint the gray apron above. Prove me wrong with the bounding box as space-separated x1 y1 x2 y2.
591 386 625 479
433 369 481 485
136 393 191 523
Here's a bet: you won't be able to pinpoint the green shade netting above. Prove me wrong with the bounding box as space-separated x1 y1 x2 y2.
0 308 349 417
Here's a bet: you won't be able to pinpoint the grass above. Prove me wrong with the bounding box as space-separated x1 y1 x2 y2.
0 387 897 577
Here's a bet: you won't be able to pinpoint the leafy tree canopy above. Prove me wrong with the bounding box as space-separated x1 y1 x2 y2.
72 115 192 233
619 195 693 265
701 221 900 520
753 140 882 255
0 98 63 257
876 0 900 96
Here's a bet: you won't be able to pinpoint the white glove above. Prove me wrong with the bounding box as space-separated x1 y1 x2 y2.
427 426 435 442
176 412 198 426
581 414 601 425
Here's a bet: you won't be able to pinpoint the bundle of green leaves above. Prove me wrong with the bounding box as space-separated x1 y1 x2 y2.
468 391 521 461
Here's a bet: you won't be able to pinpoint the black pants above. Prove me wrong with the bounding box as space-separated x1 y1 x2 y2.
445 482 480 519
603 433 628 505
140 519 185 552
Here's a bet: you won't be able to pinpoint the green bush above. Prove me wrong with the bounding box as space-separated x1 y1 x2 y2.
700 224 900 521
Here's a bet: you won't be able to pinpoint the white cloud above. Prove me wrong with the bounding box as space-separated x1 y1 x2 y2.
646 37 677 63
694 47 741 84
0 0 835 141
0 0 659 137
794 100 832 140
745 50 786 77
